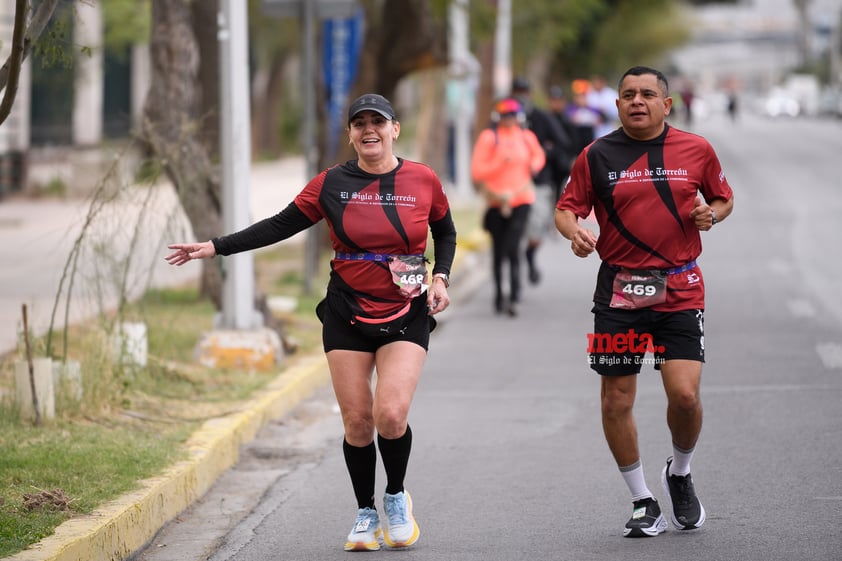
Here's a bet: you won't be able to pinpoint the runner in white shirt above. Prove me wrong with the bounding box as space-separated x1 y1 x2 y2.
586 74 620 137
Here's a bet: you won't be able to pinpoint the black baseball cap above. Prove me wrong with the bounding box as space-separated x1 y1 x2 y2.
347 94 396 124
511 76 531 92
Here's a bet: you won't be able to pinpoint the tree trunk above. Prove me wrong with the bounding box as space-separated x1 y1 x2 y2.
375 0 447 94
414 67 448 178
251 50 288 158
193 0 221 158
141 0 223 308
326 0 448 169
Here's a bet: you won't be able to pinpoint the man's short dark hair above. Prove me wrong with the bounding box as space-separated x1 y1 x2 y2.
619 66 669 97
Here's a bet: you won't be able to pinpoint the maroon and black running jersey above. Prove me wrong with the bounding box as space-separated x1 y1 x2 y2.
295 158 452 318
557 124 733 310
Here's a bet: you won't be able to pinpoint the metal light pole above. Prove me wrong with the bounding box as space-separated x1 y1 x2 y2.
218 0 258 329
449 0 474 198
302 0 320 295
493 0 512 98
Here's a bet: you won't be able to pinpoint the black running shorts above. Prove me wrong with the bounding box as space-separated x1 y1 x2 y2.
319 294 433 353
589 302 705 376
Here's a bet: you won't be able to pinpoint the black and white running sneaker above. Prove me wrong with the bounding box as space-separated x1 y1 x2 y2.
661 457 706 530
624 497 668 537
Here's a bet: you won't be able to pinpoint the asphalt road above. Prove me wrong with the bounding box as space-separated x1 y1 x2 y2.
136 111 842 561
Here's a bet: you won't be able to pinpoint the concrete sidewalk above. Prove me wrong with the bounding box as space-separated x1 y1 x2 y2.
0 157 308 356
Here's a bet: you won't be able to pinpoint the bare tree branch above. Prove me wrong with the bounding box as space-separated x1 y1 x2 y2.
0 0 62 123
0 0 30 125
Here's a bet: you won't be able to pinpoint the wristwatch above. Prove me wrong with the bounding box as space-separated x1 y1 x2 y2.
710 209 717 226
432 273 449 287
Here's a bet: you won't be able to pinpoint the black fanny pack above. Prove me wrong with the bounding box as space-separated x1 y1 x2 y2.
317 290 433 338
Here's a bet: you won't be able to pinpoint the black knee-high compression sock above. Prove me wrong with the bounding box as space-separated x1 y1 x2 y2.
377 425 412 495
343 439 376 509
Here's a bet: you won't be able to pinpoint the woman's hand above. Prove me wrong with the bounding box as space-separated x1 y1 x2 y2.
164 241 216 266
426 276 451 315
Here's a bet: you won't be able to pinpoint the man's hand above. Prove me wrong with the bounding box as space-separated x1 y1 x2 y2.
556 208 597 258
690 196 715 231
570 228 598 258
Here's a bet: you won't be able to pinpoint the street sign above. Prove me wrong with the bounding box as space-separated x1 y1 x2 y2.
323 9 363 160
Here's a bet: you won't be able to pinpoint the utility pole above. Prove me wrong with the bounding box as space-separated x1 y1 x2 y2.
218 0 258 329
832 6 842 88
302 0 320 295
196 0 280 374
493 0 512 98
448 0 475 198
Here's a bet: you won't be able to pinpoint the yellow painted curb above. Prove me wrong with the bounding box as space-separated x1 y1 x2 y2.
7 354 330 561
